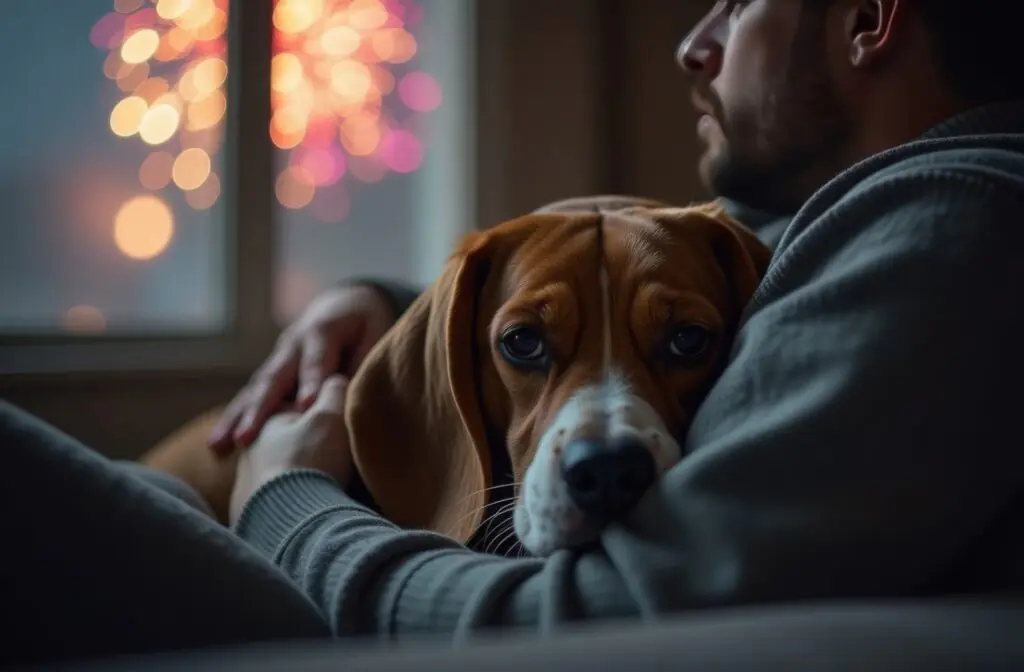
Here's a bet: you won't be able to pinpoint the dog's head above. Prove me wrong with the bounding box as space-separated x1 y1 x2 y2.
346 199 770 556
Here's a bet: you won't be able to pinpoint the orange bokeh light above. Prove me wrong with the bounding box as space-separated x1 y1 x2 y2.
172 147 212 190
329 59 373 102
185 172 222 210
134 76 171 102
139 151 176 190
110 95 149 137
275 166 316 209
139 103 181 144
274 0 324 35
177 0 217 31
156 0 192 21
121 28 161 63
114 0 144 13
63 305 108 333
192 57 228 94
94 0 229 221
116 61 150 91
114 195 175 260
320 25 360 57
348 0 389 31
196 8 228 40
271 52 305 92
187 89 227 130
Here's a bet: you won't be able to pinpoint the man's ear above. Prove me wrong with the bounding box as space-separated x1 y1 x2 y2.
845 0 903 67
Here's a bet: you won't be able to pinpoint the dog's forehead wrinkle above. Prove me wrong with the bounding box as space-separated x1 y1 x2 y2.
503 228 602 302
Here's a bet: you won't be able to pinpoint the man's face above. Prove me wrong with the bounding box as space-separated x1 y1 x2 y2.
679 0 853 213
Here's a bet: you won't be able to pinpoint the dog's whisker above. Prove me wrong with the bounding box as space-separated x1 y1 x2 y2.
486 524 520 556
451 483 517 511
450 481 524 530
479 501 518 539
481 516 513 550
451 481 524 519
483 522 512 555
455 495 516 531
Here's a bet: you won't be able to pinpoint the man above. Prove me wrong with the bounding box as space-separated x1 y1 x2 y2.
212 0 1024 634
3 0 1024 666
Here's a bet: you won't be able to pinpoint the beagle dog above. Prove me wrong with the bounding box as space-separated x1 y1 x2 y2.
344 197 771 556
140 197 769 557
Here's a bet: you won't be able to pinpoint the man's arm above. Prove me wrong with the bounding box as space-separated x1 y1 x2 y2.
236 164 1024 638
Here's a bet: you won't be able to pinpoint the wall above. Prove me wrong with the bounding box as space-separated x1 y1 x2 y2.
0 0 715 459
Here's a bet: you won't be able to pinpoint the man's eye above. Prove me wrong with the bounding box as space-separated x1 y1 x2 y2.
499 326 547 367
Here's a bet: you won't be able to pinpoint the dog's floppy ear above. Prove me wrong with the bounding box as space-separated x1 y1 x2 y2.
344 227 516 543
661 202 773 316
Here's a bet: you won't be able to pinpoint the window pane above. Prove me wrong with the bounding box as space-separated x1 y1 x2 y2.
272 0 472 323
0 0 230 335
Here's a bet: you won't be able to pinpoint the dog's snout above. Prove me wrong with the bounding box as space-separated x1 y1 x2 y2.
560 437 656 519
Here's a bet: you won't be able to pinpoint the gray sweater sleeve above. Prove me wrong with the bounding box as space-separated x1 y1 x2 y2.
234 157 1024 639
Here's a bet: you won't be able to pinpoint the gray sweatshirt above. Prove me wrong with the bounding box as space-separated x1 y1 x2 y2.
233 101 1024 640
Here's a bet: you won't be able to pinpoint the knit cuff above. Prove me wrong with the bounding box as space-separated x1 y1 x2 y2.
233 469 371 560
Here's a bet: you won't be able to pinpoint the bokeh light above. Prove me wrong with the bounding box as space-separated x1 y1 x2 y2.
172 147 212 190
114 195 176 260
139 150 175 189
93 0 442 238
184 172 221 210
62 305 108 334
92 0 229 260
270 0 441 222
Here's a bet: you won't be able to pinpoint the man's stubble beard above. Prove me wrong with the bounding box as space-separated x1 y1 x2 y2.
702 12 853 214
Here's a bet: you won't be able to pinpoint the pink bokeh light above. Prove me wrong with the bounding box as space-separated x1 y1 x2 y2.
398 71 442 112
292 147 346 187
90 13 125 49
380 129 423 173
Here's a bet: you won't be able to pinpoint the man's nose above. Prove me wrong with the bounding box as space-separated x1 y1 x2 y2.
676 8 726 76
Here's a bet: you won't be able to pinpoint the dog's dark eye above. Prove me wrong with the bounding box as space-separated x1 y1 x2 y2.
668 325 711 359
499 326 547 366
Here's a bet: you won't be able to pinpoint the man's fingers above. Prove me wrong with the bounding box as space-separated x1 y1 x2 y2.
233 354 300 446
208 397 246 453
297 333 342 409
309 374 348 417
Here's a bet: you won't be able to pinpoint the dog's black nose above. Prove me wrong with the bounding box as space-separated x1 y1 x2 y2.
560 437 656 519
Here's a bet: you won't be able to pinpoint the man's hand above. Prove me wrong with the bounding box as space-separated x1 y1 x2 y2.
209 284 396 454
229 375 352 526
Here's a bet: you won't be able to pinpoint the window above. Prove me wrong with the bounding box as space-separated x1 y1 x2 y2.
0 0 473 375
272 0 473 324
0 0 230 335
